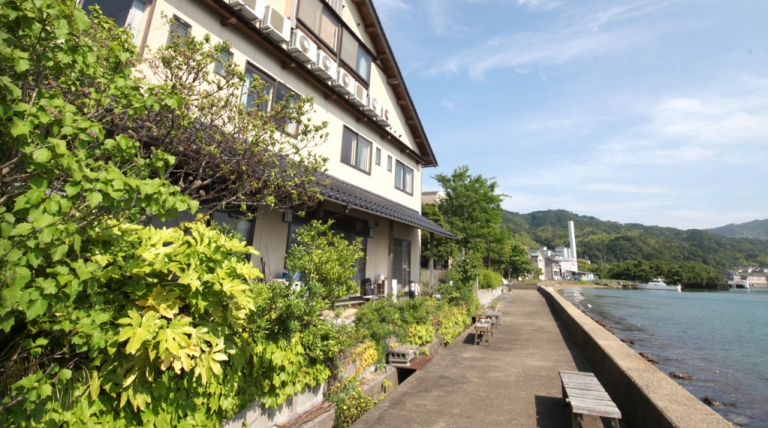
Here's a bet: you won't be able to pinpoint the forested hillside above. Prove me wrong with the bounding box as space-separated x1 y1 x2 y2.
707 219 768 240
502 210 768 269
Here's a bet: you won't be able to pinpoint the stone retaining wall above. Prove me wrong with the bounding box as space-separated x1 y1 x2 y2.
539 286 734 428
476 287 504 307
221 384 326 428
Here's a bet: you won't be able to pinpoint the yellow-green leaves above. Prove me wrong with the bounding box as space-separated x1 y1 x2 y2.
137 287 181 318
118 310 162 355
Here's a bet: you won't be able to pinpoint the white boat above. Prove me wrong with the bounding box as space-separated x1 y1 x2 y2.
635 278 682 292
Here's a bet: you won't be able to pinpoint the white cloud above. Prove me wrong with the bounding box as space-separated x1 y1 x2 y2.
584 183 671 195
428 0 671 78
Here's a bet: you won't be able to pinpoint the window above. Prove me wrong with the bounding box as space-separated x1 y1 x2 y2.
167 16 190 45
387 155 392 172
341 127 372 173
211 211 254 247
395 161 413 194
274 83 300 134
341 30 372 83
242 65 275 111
242 66 301 134
298 0 340 51
375 148 381 166
215 50 233 77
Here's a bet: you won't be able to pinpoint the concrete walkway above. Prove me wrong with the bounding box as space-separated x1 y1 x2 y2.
353 289 605 428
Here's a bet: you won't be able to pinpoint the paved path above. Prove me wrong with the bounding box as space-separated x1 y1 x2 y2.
353 289 606 428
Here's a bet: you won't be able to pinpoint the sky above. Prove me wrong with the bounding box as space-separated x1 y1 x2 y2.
372 0 768 230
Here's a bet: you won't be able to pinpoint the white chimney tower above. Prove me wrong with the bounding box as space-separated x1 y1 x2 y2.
568 221 578 261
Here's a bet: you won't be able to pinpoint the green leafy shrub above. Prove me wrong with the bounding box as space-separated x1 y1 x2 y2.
285 220 363 309
478 268 504 289
405 323 434 346
436 304 472 344
437 259 481 314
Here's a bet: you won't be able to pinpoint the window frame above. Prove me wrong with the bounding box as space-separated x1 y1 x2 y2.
273 82 301 135
242 64 276 112
241 65 302 135
340 127 373 175
215 49 234 77
297 0 341 53
375 147 381 166
387 155 392 172
167 15 190 45
340 29 373 84
395 160 414 195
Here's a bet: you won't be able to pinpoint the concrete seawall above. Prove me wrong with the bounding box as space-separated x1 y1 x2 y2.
539 286 734 428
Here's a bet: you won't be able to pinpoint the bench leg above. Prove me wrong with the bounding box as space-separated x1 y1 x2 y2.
610 418 620 428
474 332 479 345
571 413 583 428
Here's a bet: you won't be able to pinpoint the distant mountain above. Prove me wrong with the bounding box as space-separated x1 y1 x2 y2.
502 209 768 268
707 219 768 240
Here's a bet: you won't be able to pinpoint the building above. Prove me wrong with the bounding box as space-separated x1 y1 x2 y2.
742 273 767 287
530 221 580 280
544 257 562 281
534 246 577 280
421 190 445 205
84 0 453 296
528 249 546 280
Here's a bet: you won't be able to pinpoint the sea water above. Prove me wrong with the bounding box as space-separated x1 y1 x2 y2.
560 287 768 427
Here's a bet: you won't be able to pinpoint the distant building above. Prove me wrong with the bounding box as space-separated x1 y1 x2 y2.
528 249 546 280
421 191 444 205
723 270 739 282
742 273 767 287
535 246 578 280
544 257 562 281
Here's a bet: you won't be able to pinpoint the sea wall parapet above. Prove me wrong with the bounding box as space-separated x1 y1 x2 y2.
539 286 734 428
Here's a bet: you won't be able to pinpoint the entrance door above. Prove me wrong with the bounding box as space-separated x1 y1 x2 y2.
392 238 411 293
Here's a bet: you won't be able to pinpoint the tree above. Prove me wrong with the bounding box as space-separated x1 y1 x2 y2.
420 203 456 269
125 25 329 214
506 240 533 280
434 166 507 268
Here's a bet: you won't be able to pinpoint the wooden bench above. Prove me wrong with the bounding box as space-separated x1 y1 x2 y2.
559 370 621 428
474 320 493 346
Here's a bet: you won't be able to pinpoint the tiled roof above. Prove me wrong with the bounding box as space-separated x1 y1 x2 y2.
319 173 454 238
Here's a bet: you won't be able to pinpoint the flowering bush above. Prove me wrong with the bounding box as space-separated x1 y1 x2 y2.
327 377 376 428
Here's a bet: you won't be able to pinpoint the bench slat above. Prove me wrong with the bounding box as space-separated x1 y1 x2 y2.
559 370 621 421
570 397 622 419
564 388 613 401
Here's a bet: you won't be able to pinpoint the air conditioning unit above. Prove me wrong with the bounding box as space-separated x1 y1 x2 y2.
376 107 392 127
365 95 381 118
349 82 367 107
261 5 290 43
332 68 355 95
312 50 337 81
229 0 265 22
288 29 317 64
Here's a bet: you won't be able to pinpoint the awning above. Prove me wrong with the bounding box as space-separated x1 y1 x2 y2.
318 173 454 238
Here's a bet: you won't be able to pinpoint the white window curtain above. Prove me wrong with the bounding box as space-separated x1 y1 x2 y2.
125 0 148 45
